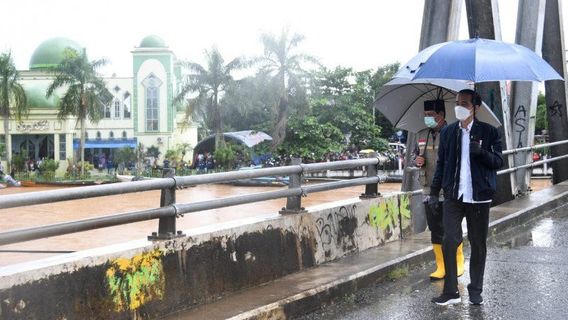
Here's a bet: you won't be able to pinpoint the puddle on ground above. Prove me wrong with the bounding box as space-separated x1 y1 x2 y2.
492 207 568 249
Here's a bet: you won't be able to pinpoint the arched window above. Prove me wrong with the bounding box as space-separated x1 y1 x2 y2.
104 104 111 119
122 131 127 140
114 100 121 119
109 131 114 140
123 91 131 119
142 74 162 132
96 131 102 140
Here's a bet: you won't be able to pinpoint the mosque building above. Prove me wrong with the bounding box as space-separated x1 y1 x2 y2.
1 35 198 173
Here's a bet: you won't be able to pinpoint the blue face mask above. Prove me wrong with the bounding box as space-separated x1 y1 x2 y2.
424 116 437 128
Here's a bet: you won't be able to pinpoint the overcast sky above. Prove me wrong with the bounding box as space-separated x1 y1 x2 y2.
0 0 565 77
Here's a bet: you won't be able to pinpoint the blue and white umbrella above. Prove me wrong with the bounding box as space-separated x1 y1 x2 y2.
394 38 563 83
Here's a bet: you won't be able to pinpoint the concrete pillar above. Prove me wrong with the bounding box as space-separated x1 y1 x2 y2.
542 0 568 184
465 0 515 205
402 0 461 233
509 0 546 195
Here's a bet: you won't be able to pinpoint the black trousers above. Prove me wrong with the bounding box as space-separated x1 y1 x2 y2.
442 198 490 296
424 198 444 244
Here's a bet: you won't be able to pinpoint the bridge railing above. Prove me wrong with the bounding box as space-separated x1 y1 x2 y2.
498 139 568 175
0 158 381 246
3 139 568 248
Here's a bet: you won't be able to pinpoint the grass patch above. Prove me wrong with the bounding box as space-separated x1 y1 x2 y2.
386 266 409 281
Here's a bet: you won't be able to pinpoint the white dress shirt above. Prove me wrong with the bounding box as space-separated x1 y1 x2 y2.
458 120 491 204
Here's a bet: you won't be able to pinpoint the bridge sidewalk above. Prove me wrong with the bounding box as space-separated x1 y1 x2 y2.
165 181 568 320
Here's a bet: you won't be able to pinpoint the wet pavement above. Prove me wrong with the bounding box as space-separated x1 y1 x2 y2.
0 181 405 266
295 201 568 320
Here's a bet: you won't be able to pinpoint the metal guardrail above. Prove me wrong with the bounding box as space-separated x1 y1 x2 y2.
501 139 568 155
3 139 568 247
0 158 381 246
498 139 568 175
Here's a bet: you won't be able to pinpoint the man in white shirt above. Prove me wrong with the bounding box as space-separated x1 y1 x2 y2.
429 89 503 306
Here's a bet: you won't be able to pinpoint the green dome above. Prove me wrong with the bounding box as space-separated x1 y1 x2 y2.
139 35 167 48
25 84 59 109
29 37 83 70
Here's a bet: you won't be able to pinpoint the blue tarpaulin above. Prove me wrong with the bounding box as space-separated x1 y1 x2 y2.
73 138 137 149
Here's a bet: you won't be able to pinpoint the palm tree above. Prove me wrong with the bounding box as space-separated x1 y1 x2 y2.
175 47 246 150
0 51 28 169
46 48 112 175
257 29 319 148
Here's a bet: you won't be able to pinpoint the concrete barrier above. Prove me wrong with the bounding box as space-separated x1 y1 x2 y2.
0 192 416 319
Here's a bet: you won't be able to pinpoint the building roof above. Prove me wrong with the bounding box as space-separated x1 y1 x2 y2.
139 35 167 48
29 37 83 70
194 130 273 154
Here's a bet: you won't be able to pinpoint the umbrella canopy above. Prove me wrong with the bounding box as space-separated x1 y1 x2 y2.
193 130 272 154
374 78 501 133
394 38 563 83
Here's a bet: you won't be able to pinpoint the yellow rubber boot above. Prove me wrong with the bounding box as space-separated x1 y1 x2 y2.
430 244 445 281
457 243 465 277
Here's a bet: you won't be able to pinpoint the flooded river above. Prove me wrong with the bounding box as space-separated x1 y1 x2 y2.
0 181 403 266
0 179 551 266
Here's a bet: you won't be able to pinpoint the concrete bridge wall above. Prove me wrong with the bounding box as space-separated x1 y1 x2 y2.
0 193 414 319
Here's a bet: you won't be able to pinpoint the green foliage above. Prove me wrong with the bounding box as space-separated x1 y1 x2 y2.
115 147 136 167
0 51 29 166
46 48 112 175
278 115 343 161
145 145 161 159
386 266 409 281
33 159 59 181
214 145 235 170
11 153 25 172
175 143 193 161
164 149 179 161
369 63 401 139
39 159 59 172
311 66 353 97
257 28 320 147
535 93 547 134
175 47 248 149
0 51 29 121
220 74 278 132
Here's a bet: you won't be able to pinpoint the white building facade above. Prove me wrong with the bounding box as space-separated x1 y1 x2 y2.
1 35 197 173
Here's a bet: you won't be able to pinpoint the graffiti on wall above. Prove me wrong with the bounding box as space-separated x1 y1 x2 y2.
399 194 411 229
106 249 165 312
514 104 527 148
369 194 411 236
369 196 397 237
315 204 358 257
549 100 563 118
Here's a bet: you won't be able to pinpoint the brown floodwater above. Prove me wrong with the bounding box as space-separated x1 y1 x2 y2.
0 181 404 266
0 178 551 266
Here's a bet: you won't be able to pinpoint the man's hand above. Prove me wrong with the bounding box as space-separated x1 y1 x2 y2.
415 155 425 167
470 141 483 157
425 195 441 215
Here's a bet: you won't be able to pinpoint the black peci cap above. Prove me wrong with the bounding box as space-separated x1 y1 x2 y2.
424 99 446 114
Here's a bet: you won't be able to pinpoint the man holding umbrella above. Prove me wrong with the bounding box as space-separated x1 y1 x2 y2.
414 99 465 282
430 89 503 306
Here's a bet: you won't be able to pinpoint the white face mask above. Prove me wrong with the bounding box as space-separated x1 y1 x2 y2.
454 105 471 121
424 116 438 128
